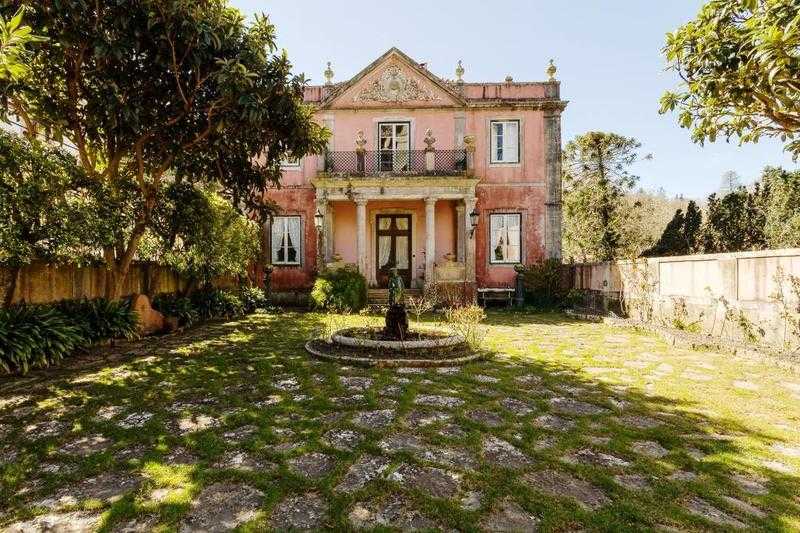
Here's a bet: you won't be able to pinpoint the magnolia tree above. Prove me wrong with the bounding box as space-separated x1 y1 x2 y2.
661 0 800 157
1 1 327 298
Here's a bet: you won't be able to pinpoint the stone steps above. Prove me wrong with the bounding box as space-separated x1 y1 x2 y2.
367 288 422 304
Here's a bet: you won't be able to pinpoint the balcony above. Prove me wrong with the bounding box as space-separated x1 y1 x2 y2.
321 149 468 177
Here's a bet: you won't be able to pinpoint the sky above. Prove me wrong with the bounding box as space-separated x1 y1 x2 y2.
231 0 798 200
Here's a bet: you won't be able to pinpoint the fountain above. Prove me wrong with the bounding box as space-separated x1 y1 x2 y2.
305 268 481 367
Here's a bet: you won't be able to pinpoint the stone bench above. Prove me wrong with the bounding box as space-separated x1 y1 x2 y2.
477 287 514 307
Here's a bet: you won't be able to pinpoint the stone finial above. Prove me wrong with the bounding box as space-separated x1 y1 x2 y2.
455 60 465 83
546 59 557 81
355 130 367 153
505 75 514 83
324 61 334 85
423 128 436 151
463 135 476 153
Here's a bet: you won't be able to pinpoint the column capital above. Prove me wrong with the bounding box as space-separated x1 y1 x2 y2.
354 196 368 207
424 196 438 207
455 203 465 214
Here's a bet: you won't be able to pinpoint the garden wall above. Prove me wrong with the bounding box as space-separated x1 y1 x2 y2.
1 261 239 305
570 248 800 346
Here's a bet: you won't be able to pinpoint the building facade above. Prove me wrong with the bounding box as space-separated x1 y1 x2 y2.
262 48 566 298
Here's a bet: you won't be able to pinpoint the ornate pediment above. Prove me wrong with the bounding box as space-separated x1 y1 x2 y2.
320 48 464 109
353 64 441 104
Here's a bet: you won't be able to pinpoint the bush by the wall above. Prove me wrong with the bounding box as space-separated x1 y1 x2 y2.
152 293 199 327
240 286 267 314
55 298 138 342
0 305 86 374
310 267 368 312
522 259 570 309
191 288 245 320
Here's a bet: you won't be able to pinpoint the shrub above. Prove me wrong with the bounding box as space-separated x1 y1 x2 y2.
55 298 138 342
152 293 199 327
310 267 368 312
191 288 245 320
0 304 87 374
240 286 267 314
445 304 486 348
522 259 568 309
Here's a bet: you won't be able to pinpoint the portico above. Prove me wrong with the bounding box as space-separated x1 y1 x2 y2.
312 177 479 289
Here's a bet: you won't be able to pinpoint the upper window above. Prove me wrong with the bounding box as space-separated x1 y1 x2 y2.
490 120 520 164
490 213 521 264
271 216 301 265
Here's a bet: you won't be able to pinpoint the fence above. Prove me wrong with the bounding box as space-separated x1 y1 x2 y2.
1 261 239 305
570 248 800 346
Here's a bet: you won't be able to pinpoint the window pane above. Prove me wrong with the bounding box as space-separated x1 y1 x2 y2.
489 214 521 263
395 236 409 268
271 218 284 263
272 216 301 264
504 122 519 162
395 217 408 230
378 236 391 268
378 217 391 230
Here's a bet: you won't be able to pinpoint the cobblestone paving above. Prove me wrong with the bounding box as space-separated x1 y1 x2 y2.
0 311 799 531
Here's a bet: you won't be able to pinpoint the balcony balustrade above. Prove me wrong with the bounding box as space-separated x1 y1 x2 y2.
321 149 467 177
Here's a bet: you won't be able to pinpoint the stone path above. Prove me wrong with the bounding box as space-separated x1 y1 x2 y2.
0 311 797 531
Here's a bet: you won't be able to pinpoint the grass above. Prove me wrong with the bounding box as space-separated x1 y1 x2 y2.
0 309 798 531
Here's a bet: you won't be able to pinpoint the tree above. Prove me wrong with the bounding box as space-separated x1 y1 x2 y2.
562 132 649 262
719 170 743 195
0 6 46 81
139 184 260 291
660 0 800 157
700 186 768 253
642 200 703 257
0 131 112 304
2 1 327 298
760 167 800 248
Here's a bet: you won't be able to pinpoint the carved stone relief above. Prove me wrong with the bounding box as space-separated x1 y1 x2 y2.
354 64 441 103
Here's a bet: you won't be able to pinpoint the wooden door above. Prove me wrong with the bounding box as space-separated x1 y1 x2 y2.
375 214 412 288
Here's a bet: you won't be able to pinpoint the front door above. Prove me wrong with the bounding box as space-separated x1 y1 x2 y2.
376 214 412 288
378 122 410 172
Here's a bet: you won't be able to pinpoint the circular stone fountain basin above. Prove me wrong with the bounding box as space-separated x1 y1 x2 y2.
305 327 483 368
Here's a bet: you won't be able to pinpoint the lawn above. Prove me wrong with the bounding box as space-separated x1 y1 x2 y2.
1 310 799 532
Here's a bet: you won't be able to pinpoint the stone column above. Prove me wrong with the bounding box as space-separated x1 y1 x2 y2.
464 196 477 283
544 111 563 260
425 197 437 286
355 197 368 276
456 203 466 263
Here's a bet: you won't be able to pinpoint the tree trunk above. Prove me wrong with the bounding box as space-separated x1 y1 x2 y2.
2 266 20 307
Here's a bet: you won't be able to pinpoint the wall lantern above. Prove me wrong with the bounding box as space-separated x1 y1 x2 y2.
314 210 324 230
469 208 480 237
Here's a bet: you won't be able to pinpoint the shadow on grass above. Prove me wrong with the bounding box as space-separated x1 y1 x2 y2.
0 310 798 531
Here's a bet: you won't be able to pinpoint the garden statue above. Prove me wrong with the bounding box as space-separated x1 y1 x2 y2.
384 266 409 339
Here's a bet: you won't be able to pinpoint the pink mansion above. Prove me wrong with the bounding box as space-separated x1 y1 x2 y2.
263 48 566 299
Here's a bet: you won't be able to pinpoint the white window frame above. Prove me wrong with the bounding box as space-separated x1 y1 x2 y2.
280 156 302 170
489 120 520 164
271 215 302 266
489 213 522 265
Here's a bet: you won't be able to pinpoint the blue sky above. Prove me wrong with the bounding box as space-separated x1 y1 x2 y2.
231 0 798 199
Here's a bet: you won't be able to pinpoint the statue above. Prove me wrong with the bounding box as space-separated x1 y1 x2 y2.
384 266 409 339
387 267 405 305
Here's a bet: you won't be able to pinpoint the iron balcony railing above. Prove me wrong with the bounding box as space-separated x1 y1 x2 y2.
322 149 467 177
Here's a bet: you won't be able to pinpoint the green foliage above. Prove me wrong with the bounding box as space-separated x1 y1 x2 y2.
562 132 650 261
191 288 245 321
0 6 46 81
310 267 368 312
661 0 800 157
239 286 267 314
0 297 138 374
761 167 800 248
55 298 138 343
0 131 111 269
700 183 768 253
643 200 703 257
522 259 568 309
152 293 199 328
3 0 328 297
141 185 260 285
